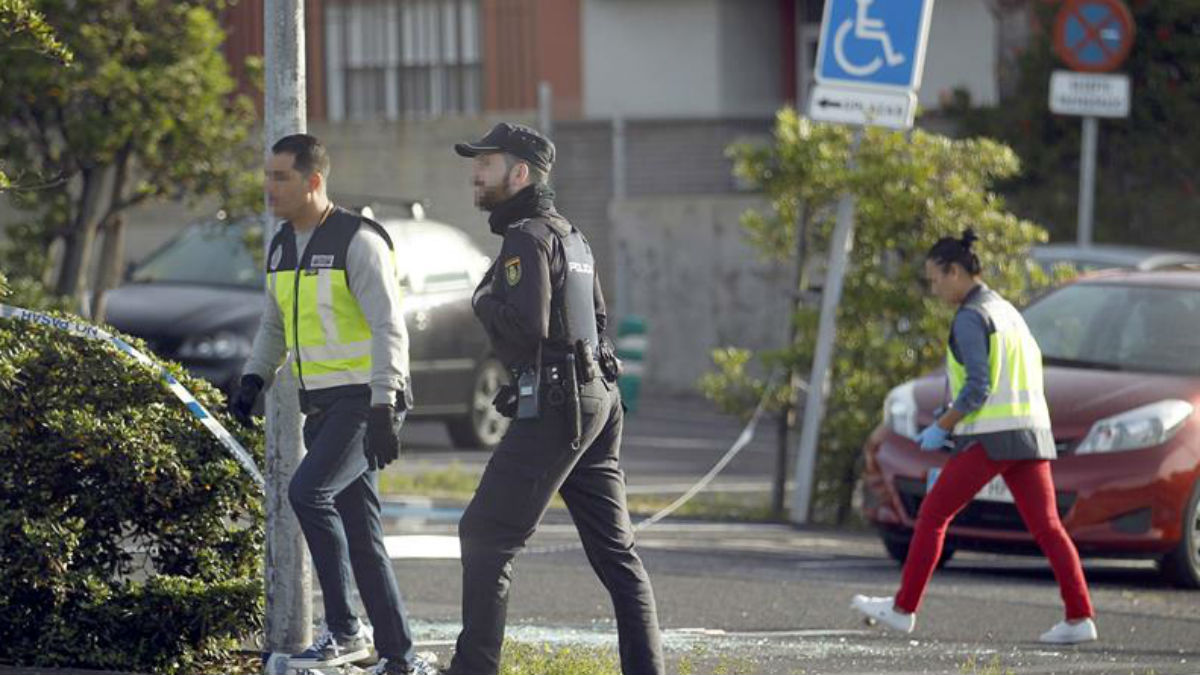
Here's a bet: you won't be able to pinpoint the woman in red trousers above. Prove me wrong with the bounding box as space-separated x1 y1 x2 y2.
851 230 1097 644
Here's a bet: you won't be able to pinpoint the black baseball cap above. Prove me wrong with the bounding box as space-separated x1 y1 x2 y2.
454 122 555 172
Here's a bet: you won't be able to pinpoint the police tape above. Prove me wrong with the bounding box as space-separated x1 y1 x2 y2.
526 370 780 556
0 303 265 489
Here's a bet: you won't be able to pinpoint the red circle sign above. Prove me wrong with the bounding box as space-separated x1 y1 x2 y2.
1053 0 1135 73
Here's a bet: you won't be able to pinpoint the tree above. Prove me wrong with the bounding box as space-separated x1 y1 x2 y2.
0 0 260 319
0 0 72 191
700 110 1052 523
948 0 1200 249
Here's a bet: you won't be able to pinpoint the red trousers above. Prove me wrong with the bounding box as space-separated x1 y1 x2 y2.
894 444 1094 620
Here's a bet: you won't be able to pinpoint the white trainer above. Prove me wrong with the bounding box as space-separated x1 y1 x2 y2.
1039 618 1098 644
850 594 915 633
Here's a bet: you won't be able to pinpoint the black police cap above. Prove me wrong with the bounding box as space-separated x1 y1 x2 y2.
454 122 555 172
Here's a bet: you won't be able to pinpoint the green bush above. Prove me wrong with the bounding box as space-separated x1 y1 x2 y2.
0 276 265 674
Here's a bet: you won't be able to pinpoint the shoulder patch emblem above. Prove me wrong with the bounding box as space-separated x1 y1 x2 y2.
504 257 522 286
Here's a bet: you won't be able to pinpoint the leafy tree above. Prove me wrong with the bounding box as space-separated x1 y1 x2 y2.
700 109 1052 523
0 0 260 319
948 0 1200 249
0 0 71 65
0 0 72 190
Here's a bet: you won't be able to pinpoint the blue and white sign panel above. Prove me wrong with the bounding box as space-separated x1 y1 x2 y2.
814 0 936 92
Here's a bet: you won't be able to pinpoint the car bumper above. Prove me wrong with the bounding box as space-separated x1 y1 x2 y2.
863 426 1199 557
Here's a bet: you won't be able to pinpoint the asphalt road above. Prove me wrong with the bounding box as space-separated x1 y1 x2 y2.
380 396 1200 674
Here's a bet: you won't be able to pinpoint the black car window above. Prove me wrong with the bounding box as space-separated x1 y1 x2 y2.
131 221 261 288
1025 283 1200 375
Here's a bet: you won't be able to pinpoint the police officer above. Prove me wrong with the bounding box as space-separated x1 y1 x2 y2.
443 123 664 675
229 134 433 675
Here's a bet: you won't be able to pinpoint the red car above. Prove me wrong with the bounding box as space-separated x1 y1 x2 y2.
862 269 1200 588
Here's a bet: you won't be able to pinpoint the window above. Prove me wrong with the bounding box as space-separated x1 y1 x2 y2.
1024 283 1200 376
326 0 482 120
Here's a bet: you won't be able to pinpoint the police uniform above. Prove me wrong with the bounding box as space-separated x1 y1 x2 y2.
448 124 665 675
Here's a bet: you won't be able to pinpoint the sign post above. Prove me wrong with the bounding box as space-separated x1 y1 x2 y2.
1050 0 1135 248
792 0 934 524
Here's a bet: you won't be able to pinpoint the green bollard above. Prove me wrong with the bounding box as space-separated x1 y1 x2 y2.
615 315 647 414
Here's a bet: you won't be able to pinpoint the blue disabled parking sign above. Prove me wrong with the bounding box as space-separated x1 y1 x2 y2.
815 0 936 91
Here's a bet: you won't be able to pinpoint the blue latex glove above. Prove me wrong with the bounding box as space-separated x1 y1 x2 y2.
916 424 950 451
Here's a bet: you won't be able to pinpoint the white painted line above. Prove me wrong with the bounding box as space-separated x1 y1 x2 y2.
625 481 774 494
384 535 461 560
669 627 873 638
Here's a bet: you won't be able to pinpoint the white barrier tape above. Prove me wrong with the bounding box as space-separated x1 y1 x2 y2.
0 303 265 489
527 370 779 556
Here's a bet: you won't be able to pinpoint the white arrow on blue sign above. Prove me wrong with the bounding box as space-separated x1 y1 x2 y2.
815 0 936 92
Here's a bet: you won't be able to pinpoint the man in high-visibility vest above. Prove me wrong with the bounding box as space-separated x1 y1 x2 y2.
230 134 432 675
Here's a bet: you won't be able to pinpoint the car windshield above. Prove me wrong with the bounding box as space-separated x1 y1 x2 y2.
130 221 261 288
1024 283 1200 376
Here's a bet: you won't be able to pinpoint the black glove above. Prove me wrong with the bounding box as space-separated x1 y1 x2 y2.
492 384 518 419
229 374 264 426
365 404 403 470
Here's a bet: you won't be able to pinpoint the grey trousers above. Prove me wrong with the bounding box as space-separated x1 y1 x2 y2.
289 387 415 665
449 380 665 675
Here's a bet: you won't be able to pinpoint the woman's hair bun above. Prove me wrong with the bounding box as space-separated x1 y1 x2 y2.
960 228 979 250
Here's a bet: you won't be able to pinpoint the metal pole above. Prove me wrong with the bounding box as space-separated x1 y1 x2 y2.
611 115 629 316
790 130 862 524
1076 116 1098 248
263 1 310 672
537 81 553 140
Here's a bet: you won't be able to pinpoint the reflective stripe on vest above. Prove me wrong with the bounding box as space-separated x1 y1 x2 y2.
946 291 1052 436
266 210 393 390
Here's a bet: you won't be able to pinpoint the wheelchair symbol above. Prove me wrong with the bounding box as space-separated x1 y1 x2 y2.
835 0 906 77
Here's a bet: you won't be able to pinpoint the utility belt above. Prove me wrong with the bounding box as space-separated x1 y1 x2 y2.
493 339 613 449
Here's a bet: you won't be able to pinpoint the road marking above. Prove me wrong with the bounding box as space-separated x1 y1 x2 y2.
670 627 874 638
384 535 460 559
625 480 774 494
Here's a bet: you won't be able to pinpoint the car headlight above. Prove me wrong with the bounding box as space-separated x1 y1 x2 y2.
176 332 252 361
1076 399 1194 454
883 382 919 440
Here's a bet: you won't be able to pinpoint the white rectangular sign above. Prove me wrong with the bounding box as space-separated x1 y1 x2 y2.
1049 70 1130 118
808 84 917 130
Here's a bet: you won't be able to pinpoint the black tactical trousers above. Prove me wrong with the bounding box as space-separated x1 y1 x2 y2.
448 379 664 675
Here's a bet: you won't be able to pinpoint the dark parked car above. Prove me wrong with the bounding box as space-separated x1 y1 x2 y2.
104 208 511 449
862 269 1200 588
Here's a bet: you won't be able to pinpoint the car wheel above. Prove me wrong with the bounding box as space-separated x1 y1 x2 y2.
446 357 510 450
1159 479 1200 589
880 529 955 568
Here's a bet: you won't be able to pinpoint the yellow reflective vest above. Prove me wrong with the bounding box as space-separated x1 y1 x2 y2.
266 208 393 391
946 287 1052 436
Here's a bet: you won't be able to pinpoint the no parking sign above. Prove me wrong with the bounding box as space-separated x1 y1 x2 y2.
1053 0 1135 73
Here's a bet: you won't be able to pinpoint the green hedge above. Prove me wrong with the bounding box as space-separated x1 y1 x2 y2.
0 278 265 674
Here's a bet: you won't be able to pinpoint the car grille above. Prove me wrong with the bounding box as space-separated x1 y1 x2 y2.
894 477 1077 531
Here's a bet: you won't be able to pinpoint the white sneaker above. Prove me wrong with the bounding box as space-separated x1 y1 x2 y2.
1039 618 1098 644
851 594 915 633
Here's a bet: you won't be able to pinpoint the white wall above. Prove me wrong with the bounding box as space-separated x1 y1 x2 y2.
718 0 783 117
582 0 723 119
919 0 998 107
611 195 795 394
